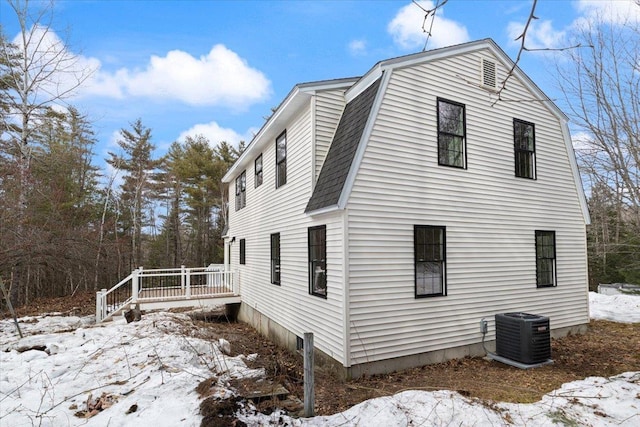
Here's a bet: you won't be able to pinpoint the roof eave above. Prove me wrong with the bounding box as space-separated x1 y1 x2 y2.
222 78 358 183
305 204 341 217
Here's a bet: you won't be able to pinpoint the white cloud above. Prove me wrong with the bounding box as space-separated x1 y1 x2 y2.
177 121 253 148
11 27 271 110
348 39 367 56
387 1 470 51
572 130 592 151
507 19 567 50
507 0 639 50
575 0 640 25
118 45 271 109
11 25 97 102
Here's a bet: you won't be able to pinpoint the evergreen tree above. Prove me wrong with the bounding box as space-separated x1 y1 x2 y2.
107 119 162 268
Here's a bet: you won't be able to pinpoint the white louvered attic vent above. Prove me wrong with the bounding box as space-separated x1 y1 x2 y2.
481 58 497 90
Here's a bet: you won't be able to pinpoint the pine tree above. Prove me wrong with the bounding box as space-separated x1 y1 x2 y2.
107 119 162 269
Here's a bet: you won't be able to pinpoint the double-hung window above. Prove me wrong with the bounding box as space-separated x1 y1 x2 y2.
276 131 287 188
437 98 466 168
255 154 263 188
514 119 536 179
414 225 446 297
535 230 556 287
308 225 327 298
239 239 246 265
270 233 281 285
235 171 246 211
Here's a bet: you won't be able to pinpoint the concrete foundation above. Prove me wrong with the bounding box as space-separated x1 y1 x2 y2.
237 302 588 380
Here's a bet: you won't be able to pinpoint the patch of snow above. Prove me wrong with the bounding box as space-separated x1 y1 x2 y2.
0 292 637 426
589 291 640 323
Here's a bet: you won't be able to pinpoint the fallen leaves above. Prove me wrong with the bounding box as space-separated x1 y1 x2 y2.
74 392 118 418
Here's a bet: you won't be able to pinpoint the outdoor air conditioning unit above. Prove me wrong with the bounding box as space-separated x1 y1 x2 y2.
495 312 551 365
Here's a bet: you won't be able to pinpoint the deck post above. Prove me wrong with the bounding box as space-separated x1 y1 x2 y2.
132 268 140 302
181 265 186 290
185 267 191 299
95 290 102 322
303 332 315 417
101 288 107 320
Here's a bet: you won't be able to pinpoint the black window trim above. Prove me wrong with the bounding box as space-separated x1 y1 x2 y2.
275 130 287 189
535 230 557 288
436 97 467 169
239 238 246 265
270 232 281 285
514 118 537 180
255 154 263 188
308 225 327 299
414 225 447 298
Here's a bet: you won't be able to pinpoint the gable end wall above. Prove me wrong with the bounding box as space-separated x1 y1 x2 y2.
346 48 589 365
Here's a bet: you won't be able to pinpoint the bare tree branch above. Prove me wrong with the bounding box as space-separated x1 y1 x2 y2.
412 0 449 51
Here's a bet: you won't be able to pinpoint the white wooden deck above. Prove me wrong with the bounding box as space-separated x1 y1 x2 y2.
96 266 240 322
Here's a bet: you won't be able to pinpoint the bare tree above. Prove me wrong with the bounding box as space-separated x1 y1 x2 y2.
556 14 640 284
558 17 639 223
0 0 94 304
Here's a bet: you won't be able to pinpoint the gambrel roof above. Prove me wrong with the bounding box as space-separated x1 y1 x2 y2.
223 39 589 224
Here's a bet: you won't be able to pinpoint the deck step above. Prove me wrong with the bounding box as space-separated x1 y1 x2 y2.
231 378 290 402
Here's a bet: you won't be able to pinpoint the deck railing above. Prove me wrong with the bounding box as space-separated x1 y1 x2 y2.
96 265 237 322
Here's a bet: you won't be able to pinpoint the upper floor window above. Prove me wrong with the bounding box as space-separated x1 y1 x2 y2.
255 154 263 188
535 230 556 288
239 238 246 265
235 171 246 211
514 119 536 179
308 225 327 298
414 225 446 297
437 98 466 168
271 233 281 285
276 131 287 188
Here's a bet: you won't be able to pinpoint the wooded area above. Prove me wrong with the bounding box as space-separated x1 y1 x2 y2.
1 1 638 307
0 2 243 305
556 16 640 288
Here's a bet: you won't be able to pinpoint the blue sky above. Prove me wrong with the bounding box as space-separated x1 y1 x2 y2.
1 0 638 172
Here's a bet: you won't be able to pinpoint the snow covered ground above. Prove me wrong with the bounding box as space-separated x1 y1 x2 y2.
0 292 638 427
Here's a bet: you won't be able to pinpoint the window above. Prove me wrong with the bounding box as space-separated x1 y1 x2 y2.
414 225 446 297
437 98 466 168
255 154 263 188
270 233 281 285
276 131 287 188
239 239 246 265
235 171 246 211
535 230 556 288
514 119 536 179
308 225 327 298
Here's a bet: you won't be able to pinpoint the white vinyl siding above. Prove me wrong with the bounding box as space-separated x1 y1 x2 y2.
314 90 346 181
345 49 588 365
227 100 347 364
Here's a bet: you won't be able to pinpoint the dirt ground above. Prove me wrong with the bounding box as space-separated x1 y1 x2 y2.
5 291 640 416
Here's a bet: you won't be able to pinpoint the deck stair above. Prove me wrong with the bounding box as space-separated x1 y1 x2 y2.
96 265 240 322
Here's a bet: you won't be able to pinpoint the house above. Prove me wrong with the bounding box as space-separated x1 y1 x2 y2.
221 39 590 378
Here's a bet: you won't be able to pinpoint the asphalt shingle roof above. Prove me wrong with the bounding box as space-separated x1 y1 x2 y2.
305 77 382 213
